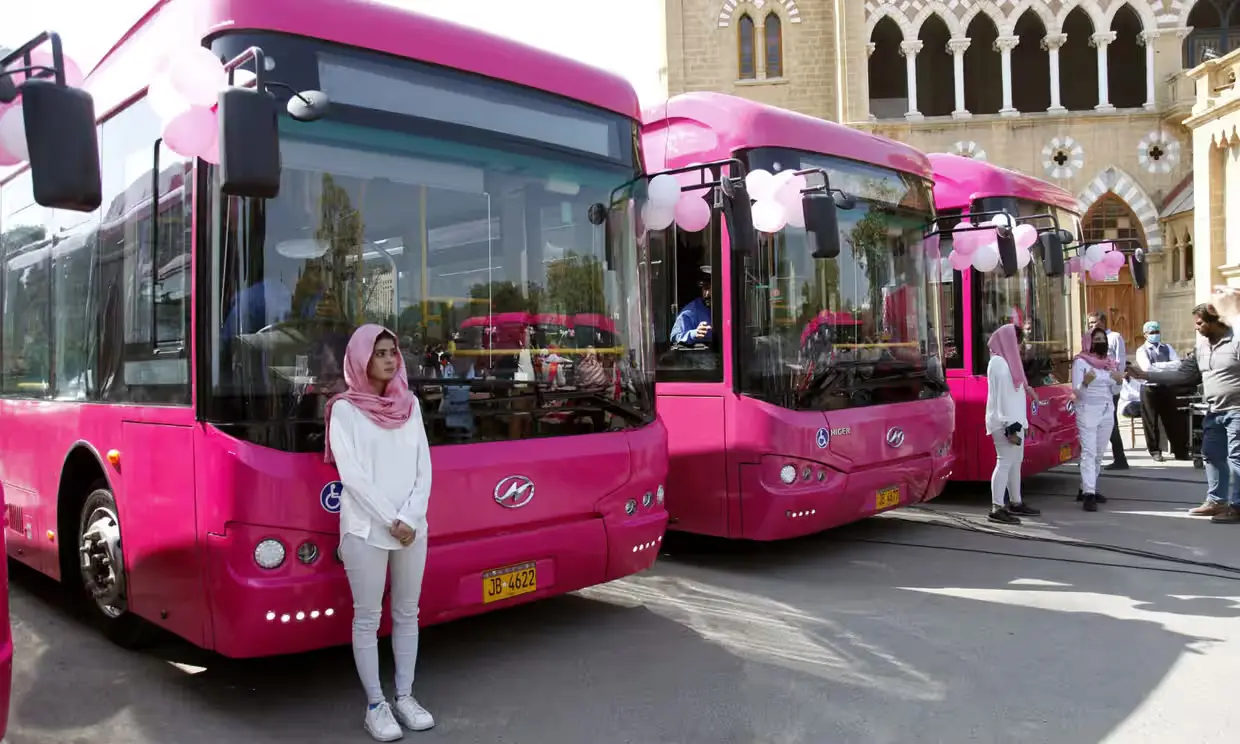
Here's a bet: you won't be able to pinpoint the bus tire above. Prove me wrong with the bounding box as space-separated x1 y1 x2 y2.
74 483 150 649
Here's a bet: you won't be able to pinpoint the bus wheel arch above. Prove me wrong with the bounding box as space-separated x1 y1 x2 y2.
56 446 150 648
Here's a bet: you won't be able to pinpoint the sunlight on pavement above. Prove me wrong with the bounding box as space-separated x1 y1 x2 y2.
579 575 945 701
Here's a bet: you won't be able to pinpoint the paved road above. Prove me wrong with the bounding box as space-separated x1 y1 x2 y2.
8 463 1240 744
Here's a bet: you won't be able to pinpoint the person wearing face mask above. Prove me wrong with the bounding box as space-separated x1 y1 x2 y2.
1073 327 1125 511
984 323 1041 525
1129 304 1240 523
670 268 713 345
1087 311 1129 470
1134 320 1189 462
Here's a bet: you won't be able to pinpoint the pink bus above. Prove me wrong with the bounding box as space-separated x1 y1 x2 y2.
641 93 955 540
0 0 668 658
928 153 1082 480
0 481 9 741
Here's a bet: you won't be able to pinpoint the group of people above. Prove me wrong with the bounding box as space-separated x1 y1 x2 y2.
985 302 1240 525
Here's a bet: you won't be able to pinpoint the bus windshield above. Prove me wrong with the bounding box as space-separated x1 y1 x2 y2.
203 35 654 451
969 197 1076 387
735 148 947 411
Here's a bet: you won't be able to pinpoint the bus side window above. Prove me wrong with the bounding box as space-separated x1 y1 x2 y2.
0 173 52 397
651 211 722 383
97 97 192 405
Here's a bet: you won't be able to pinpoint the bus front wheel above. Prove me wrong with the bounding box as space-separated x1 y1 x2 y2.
75 484 149 648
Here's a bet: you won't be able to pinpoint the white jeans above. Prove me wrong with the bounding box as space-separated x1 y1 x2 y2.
1076 400 1115 495
990 431 1025 508
341 531 428 705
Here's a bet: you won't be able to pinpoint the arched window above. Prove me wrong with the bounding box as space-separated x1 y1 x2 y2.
1171 244 1181 283
738 14 756 79
1184 234 1195 281
765 14 783 78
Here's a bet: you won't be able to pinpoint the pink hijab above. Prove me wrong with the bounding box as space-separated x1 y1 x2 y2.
323 324 417 464
987 323 1028 390
1074 330 1117 371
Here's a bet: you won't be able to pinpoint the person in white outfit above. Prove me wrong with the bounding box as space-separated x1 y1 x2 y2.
325 324 435 741
984 323 1042 525
1072 327 1124 512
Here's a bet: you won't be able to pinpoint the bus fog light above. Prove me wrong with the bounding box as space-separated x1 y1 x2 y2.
656 485 665 504
642 491 653 507
297 541 319 564
254 539 286 569
624 499 637 515
802 466 812 481
779 465 796 484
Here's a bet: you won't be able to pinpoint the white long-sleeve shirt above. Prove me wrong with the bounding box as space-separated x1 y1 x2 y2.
1071 358 1120 407
328 399 433 550
985 355 1028 435
1106 330 1127 374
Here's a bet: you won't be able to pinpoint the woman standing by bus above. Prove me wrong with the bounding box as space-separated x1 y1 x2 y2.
985 323 1042 525
1073 327 1124 512
326 324 435 741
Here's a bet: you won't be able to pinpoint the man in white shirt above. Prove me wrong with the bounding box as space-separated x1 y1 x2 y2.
1088 311 1129 470
1134 320 1190 461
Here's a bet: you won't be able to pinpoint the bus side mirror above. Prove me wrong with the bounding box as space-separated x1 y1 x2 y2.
1039 229 1070 277
21 80 102 212
805 191 840 259
1130 249 1147 289
995 227 1019 276
218 86 282 199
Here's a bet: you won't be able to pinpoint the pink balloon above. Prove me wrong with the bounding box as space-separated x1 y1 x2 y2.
5 49 85 88
1013 223 1038 251
952 223 982 257
949 249 972 272
168 46 227 108
199 126 220 165
163 105 217 160
1088 265 1110 282
0 103 19 166
1066 257 1081 275
673 192 711 232
1105 249 1127 269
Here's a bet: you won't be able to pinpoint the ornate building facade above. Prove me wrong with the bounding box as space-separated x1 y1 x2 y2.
663 0 1236 349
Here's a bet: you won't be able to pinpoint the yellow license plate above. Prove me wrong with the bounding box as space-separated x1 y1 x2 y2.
1059 445 1073 462
876 486 901 510
482 561 537 604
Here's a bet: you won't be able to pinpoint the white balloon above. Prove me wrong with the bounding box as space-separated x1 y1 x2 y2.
1015 243 1032 268
641 200 675 231
147 69 192 123
775 174 807 228
1084 243 1107 266
752 199 788 233
647 174 681 209
746 169 777 202
0 107 27 161
972 242 1000 272
988 213 1014 229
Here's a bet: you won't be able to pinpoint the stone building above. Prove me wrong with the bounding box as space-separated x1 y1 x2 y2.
661 0 1237 350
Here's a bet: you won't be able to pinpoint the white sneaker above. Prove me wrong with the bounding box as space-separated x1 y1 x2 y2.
393 695 435 731
364 702 404 741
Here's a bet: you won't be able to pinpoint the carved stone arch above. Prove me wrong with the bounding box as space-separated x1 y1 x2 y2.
718 0 802 27
1003 0 1058 36
1076 166 1163 253
910 3 964 38
960 0 1007 34
866 3 917 40
1174 0 1210 29
1101 0 1157 31
1055 1 1107 32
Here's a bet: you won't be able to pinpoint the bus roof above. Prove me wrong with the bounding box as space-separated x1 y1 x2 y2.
927 153 1079 213
640 92 932 180
85 0 641 122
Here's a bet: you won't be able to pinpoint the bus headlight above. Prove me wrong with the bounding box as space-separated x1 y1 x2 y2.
624 499 637 515
296 541 319 565
254 539 286 570
779 465 796 484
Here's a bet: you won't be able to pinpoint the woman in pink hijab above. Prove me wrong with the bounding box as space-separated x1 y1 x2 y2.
325 324 435 740
1071 327 1123 512
984 322 1042 524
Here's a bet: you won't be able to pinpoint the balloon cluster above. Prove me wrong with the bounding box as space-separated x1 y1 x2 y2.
1065 242 1127 281
947 214 1037 273
147 47 246 165
640 167 806 235
0 48 87 166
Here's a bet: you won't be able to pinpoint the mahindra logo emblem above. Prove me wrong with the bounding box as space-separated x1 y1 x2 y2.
886 427 905 448
494 475 535 508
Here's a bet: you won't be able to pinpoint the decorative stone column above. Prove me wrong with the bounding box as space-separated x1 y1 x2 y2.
900 39 923 121
866 42 877 122
947 37 971 119
1091 31 1117 111
995 35 1021 116
1139 29 1161 110
1042 34 1067 113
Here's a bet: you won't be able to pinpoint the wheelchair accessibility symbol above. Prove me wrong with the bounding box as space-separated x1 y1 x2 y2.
320 481 343 513
815 427 830 449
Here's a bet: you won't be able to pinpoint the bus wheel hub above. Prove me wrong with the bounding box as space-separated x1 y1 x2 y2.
79 508 126 616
